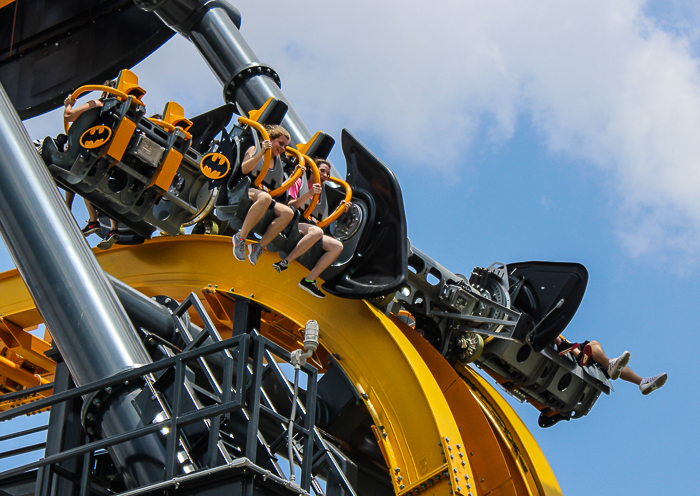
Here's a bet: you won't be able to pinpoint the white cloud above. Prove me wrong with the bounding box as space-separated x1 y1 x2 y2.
22 0 700 259
231 0 700 259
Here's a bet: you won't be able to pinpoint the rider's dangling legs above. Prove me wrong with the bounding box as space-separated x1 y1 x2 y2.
233 125 294 265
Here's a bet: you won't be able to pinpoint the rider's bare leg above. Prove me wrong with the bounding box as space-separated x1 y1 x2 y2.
587 340 610 367
239 189 272 239
65 191 75 210
620 366 642 385
258 202 293 248
85 200 98 223
284 223 323 264
307 235 343 281
588 340 642 385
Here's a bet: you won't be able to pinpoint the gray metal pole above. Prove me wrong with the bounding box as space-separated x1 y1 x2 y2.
0 84 151 384
190 8 313 142
109 275 179 337
108 274 233 374
138 0 313 145
0 83 165 487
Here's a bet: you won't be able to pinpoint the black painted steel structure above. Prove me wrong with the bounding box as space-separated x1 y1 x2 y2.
0 293 346 496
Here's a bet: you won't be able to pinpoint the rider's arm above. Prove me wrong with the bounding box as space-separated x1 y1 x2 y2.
288 182 321 209
286 177 303 200
288 190 314 209
241 141 271 175
64 98 103 123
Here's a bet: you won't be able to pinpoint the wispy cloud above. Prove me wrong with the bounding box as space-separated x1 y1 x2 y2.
23 0 700 260
233 0 700 259
540 195 552 209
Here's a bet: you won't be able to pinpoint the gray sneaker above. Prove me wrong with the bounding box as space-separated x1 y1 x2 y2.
247 243 264 265
607 351 630 380
640 373 667 395
232 233 246 261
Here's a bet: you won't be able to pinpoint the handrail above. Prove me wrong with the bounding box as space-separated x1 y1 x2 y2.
146 117 193 141
238 116 271 188
317 177 352 228
269 147 305 197
300 154 321 220
64 85 145 132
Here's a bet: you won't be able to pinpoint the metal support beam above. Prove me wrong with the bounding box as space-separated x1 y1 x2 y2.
0 84 150 385
41 359 82 496
0 83 164 488
137 0 313 147
232 296 262 336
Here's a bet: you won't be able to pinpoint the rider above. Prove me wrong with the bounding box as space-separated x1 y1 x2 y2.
555 336 667 395
271 158 345 299
232 125 294 265
63 80 120 250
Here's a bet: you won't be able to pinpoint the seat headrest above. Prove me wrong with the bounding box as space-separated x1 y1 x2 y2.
248 97 288 125
116 69 146 99
162 101 193 132
296 131 335 159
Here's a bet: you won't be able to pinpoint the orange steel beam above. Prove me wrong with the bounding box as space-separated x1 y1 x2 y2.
0 317 54 373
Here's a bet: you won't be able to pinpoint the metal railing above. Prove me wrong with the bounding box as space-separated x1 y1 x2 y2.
0 334 319 495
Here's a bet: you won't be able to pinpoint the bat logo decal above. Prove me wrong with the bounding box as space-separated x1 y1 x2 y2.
80 126 112 149
200 152 231 180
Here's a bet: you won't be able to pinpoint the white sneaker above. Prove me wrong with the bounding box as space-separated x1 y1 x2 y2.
607 351 631 380
640 373 667 395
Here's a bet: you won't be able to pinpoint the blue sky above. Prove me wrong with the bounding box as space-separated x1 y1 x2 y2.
2 1 699 494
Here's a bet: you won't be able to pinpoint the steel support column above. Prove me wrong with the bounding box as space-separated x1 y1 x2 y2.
137 0 313 145
0 84 165 488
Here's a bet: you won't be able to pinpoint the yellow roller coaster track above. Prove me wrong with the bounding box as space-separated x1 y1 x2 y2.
0 235 561 496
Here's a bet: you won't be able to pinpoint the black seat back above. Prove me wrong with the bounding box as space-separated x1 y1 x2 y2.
321 130 409 299
508 262 589 351
189 104 236 153
41 107 102 169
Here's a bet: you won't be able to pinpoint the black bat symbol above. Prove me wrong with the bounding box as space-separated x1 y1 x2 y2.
80 126 112 149
200 153 230 180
